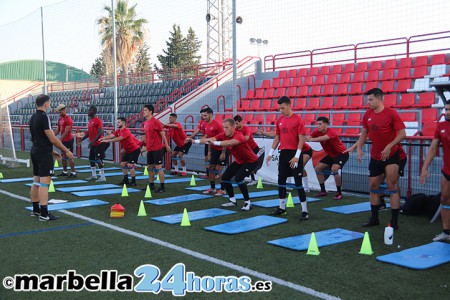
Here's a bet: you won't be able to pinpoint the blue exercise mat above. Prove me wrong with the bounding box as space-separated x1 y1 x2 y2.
0 177 56 183
186 184 237 191
134 174 174 180
252 197 322 208
144 194 212 206
25 179 87 187
226 190 279 200
267 228 364 251
72 188 140 197
57 184 119 192
323 202 391 214
154 177 204 184
376 242 450 270
54 165 90 171
204 215 287 234
76 167 121 173
25 199 109 211
152 208 236 224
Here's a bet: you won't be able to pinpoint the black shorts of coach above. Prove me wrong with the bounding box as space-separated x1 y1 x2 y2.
31 147 54 177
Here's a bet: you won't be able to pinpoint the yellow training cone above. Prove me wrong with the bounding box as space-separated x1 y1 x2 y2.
180 208 191 226
48 180 55 193
359 232 374 255
307 232 320 255
144 185 152 198
137 200 147 216
143 166 149 176
156 173 160 181
54 160 59 168
190 175 196 186
121 184 129 197
0 172 3 179
286 192 294 208
256 177 263 189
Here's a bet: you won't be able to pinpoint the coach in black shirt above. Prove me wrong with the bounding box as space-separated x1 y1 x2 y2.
29 94 73 221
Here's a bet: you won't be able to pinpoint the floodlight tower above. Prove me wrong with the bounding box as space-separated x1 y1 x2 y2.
206 0 233 63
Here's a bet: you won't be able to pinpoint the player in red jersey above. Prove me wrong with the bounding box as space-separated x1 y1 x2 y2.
54 104 76 178
306 116 349 200
100 117 141 187
164 113 192 176
199 108 228 196
187 108 209 178
142 104 171 193
420 99 450 242
357 88 406 229
195 118 259 211
75 105 110 182
266 96 310 220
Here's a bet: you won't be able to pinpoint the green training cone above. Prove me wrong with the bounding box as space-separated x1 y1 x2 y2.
190 175 196 186
48 180 55 193
156 173 160 181
137 200 147 216
256 178 263 189
306 232 320 255
54 160 59 168
359 232 374 255
121 184 129 197
286 192 294 208
144 185 152 198
180 208 191 226
143 166 149 176
0 172 3 179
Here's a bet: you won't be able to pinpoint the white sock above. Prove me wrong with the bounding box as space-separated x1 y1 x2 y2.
229 197 236 203
279 199 286 210
100 168 105 178
301 201 308 213
91 167 96 177
182 165 186 172
302 177 309 189
245 200 251 205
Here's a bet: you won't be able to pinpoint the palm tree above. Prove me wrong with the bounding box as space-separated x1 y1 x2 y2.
97 0 147 77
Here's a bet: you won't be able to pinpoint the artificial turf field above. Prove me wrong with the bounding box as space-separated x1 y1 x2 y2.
0 151 449 299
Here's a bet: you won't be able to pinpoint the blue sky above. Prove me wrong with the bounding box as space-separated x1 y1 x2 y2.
0 0 449 72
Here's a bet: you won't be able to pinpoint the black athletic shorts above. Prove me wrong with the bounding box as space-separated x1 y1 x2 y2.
210 148 229 166
253 146 265 173
369 150 400 177
398 158 407 177
147 149 164 166
320 153 349 168
204 144 209 157
62 139 74 153
174 141 192 155
122 148 141 164
89 143 110 161
278 149 304 178
31 148 54 177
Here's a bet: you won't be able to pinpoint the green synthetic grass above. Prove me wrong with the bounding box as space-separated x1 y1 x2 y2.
0 151 449 300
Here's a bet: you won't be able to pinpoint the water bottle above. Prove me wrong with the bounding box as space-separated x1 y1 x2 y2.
384 224 394 245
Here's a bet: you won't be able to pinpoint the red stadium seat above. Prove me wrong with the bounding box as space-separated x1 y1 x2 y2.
381 80 395 93
384 59 397 69
275 87 286 98
322 97 334 109
332 113 345 123
356 62 368 72
383 94 398 107
351 71 365 82
278 70 288 78
308 97 320 109
288 69 298 77
335 96 348 109
369 60 382 70
332 121 344 133
303 113 316 125
261 79 271 89
421 121 437 137
431 54 446 65
293 98 307 110
321 85 335 96
272 78 281 88
287 87 297 98
310 85 321 96
398 57 412 68
413 55 429 66
349 83 363 95
244 89 255 100
244 114 254 124
282 77 292 87
414 92 436 107
266 114 277 124
254 89 265 99
381 69 394 81
399 112 417 122
421 108 439 122
254 114 265 123
326 74 338 84
331 64 343 74
398 93 416 108
298 68 308 76
394 79 412 93
335 84 348 95
240 100 251 111
396 68 412 79
347 113 362 122
367 70 380 81
344 63 355 73
297 86 309 97
320 66 331 74
259 99 274 111
309 67 319 76
412 66 428 78
251 100 261 110
348 96 363 108
313 75 325 85
292 76 302 86
265 88 275 99
303 76 314 86
365 81 379 91
339 73 351 83
345 121 361 134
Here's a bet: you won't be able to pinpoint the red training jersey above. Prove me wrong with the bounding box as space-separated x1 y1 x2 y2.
204 120 224 151
143 117 164 152
113 127 140 153
276 114 306 150
214 131 258 164
236 125 258 150
57 114 73 142
398 144 407 160
167 122 188 148
87 116 103 146
434 121 450 175
362 107 405 160
197 120 206 135
310 128 346 157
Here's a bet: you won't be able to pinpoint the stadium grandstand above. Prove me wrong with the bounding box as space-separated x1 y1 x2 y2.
1 1 450 299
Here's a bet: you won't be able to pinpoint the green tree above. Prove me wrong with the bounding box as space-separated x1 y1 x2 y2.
90 51 107 78
97 0 147 77
184 27 202 65
135 43 152 74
